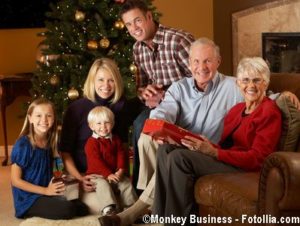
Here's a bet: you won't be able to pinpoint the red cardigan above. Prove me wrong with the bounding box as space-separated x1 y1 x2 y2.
85 134 126 177
217 97 282 171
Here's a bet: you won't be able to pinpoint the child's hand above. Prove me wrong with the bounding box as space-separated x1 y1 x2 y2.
82 174 96 192
46 178 65 196
107 174 119 184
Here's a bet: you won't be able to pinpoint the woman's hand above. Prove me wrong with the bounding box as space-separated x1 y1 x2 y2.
107 174 119 184
46 178 65 196
181 136 218 158
115 169 124 181
81 174 96 192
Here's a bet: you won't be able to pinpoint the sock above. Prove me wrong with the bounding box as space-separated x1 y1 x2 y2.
117 199 150 226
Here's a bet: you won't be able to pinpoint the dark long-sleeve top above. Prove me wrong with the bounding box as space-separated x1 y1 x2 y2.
59 95 128 173
85 134 126 178
217 97 282 171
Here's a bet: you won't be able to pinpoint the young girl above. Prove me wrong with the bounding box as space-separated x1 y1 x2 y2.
10 98 89 219
85 106 137 216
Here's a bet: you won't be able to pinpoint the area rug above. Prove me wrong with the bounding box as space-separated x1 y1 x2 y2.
19 215 162 226
19 215 99 226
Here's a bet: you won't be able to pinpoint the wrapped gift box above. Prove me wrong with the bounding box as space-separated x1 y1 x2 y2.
142 119 203 145
64 176 79 200
53 175 79 200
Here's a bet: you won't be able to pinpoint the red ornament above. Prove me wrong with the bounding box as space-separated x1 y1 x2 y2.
114 0 125 3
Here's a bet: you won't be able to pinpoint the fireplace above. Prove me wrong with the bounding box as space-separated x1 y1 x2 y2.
232 0 300 74
262 32 300 73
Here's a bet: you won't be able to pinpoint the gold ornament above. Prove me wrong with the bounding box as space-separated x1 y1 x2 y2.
75 10 85 22
129 63 137 74
68 88 79 100
99 38 110 49
114 20 125 30
49 74 60 86
87 40 98 50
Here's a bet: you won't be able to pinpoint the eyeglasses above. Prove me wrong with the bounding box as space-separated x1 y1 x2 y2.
238 77 264 85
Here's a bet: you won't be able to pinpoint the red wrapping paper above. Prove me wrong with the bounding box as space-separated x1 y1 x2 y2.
142 119 203 145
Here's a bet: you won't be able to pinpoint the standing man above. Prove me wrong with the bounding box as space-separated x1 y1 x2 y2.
120 0 195 189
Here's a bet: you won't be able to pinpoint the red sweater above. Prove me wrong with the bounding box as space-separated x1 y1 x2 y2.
217 97 282 171
85 134 126 177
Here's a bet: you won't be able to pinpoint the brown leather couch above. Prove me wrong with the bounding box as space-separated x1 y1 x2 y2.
194 73 300 226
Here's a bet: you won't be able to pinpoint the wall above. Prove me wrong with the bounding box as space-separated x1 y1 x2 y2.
154 0 213 39
213 0 277 75
0 1 213 147
0 28 44 148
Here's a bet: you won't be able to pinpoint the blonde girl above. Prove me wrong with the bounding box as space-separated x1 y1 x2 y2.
11 98 88 219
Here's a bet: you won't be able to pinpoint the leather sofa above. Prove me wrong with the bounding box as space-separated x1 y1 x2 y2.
194 73 300 226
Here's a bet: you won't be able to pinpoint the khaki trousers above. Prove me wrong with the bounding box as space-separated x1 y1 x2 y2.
81 175 137 214
137 133 159 205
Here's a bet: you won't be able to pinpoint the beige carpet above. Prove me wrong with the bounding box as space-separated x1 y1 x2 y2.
20 215 162 226
20 215 99 226
0 158 161 226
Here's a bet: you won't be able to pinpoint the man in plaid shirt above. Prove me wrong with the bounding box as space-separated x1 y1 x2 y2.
120 0 195 192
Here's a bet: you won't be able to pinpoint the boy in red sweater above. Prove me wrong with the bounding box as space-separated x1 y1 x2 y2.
85 106 137 216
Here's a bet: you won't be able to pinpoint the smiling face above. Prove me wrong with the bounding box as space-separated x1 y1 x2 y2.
122 8 155 43
94 68 115 99
28 104 54 137
236 57 270 109
90 120 113 137
237 72 267 104
189 44 221 90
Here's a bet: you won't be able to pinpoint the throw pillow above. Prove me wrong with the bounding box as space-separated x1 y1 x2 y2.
275 95 300 151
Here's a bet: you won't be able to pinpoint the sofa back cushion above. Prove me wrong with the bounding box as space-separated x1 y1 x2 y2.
269 74 300 99
275 95 300 152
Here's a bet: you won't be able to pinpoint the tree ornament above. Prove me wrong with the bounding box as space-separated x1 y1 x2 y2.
87 40 98 50
50 74 60 86
99 38 110 49
114 20 125 30
68 87 79 100
75 10 85 22
114 0 125 3
129 63 138 74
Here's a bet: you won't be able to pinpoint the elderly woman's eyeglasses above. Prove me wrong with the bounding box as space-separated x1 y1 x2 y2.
239 78 264 85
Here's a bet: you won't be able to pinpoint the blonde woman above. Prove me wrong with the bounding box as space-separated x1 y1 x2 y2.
59 58 132 212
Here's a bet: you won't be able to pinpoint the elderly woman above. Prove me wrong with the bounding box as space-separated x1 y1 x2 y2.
152 57 282 223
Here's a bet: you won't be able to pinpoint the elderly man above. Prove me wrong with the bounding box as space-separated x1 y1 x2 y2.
99 37 299 226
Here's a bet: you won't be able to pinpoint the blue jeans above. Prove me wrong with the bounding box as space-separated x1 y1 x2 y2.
132 107 151 191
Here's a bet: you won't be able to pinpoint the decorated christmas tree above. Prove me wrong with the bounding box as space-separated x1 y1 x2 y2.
33 0 160 122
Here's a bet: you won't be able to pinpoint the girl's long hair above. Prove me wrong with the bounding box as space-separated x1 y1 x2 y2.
19 98 59 157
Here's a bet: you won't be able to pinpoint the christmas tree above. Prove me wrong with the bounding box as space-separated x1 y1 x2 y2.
33 0 160 122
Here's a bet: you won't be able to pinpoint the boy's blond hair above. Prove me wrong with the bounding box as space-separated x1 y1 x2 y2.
87 106 115 127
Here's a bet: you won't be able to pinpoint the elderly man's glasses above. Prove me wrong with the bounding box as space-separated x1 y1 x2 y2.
239 78 264 85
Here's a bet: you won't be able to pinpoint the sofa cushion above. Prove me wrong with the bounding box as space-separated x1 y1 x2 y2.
275 95 300 152
195 172 259 217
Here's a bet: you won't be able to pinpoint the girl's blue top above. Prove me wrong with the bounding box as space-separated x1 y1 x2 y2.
11 136 52 218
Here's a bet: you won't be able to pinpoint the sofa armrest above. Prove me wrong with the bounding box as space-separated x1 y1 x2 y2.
258 152 300 215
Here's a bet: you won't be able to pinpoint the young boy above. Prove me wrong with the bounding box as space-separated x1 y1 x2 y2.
85 106 137 216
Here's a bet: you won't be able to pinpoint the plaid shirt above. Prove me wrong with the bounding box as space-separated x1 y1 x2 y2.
133 24 195 88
